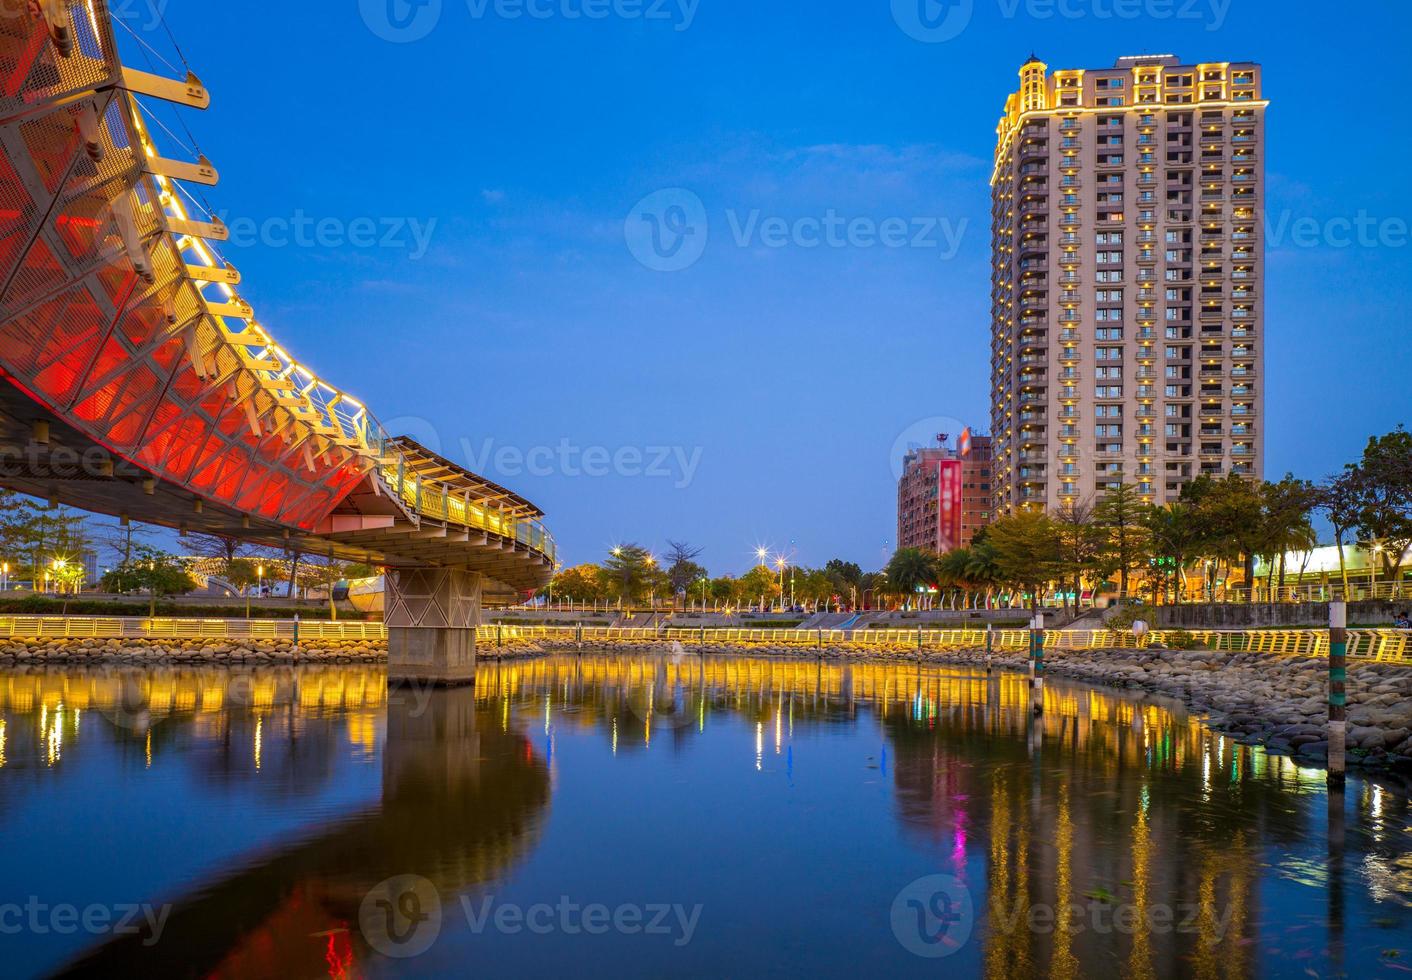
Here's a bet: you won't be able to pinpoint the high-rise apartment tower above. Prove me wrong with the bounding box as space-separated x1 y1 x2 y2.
990 55 1266 513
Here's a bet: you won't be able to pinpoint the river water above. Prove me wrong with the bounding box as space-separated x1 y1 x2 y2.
0 654 1410 978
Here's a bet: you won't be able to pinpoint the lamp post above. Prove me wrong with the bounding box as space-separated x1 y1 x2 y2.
1 562 8 593
256 564 265 609
1371 543 1383 598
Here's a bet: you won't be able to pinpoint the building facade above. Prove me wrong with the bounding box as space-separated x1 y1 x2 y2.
956 428 994 547
989 55 1266 513
897 429 993 554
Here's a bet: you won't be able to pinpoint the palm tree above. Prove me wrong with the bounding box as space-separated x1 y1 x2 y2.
964 539 1004 609
885 547 938 610
936 547 974 609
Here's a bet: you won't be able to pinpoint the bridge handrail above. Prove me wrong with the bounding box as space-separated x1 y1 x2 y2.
378 465 556 563
121 51 555 566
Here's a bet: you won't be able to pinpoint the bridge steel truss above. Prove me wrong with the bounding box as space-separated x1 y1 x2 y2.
0 2 554 678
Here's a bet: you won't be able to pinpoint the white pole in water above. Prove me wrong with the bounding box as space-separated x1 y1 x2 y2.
1328 601 1347 780
1030 613 1045 716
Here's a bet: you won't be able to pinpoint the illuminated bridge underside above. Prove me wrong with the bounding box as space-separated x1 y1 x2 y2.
0 3 551 607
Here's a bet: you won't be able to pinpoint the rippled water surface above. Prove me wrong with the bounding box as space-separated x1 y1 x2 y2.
2 654 1411 978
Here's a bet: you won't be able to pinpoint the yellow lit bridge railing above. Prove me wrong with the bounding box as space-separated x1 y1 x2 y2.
0 620 1408 663
378 465 556 563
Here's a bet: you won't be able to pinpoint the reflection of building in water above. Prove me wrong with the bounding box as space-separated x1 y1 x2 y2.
880 672 1312 979
0 675 552 977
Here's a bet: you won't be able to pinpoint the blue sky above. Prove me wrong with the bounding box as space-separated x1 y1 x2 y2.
119 0 1412 574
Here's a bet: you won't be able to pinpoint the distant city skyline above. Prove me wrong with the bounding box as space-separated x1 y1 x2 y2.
114 2 1412 573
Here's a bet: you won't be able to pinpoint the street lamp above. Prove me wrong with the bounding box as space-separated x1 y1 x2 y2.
774 555 787 610
1 562 8 593
1372 543 1383 596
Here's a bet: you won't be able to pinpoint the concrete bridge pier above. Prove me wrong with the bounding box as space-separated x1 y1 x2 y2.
385 567 483 686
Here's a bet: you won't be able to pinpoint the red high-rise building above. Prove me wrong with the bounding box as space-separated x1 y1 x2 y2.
896 428 993 554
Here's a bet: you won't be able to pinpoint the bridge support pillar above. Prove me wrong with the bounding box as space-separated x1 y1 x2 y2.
385 567 482 687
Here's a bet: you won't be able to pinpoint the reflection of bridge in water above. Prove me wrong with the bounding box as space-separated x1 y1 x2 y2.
2 655 1405 975
0 1 551 683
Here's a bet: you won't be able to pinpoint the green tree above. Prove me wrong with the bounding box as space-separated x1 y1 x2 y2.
549 563 607 603
601 544 656 604
664 540 707 597
987 511 1062 613
225 557 261 593
1144 503 1202 605
1093 483 1150 598
964 535 1005 609
1351 427 1412 580
1181 474 1265 602
736 565 780 609
1053 501 1104 616
884 547 938 609
101 548 198 615
1317 470 1363 594
1259 475 1319 597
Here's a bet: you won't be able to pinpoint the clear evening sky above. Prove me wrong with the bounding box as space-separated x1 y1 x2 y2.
125 0 1410 574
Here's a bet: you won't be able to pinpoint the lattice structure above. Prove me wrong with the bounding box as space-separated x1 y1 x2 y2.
385 568 482 631
0 2 554 596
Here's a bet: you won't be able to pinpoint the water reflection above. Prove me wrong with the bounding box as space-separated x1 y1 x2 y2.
0 655 1410 977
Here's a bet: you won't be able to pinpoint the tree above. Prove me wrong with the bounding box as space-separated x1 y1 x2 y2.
736 565 780 609
884 547 938 609
101 547 198 614
601 544 657 604
663 540 707 597
987 511 1062 613
963 536 1004 609
93 518 155 570
1317 470 1364 594
1181 474 1265 602
1144 503 1201 604
1351 427 1412 580
1259 475 1319 598
1093 483 1150 598
225 557 261 594
1052 500 1104 616
548 563 607 603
